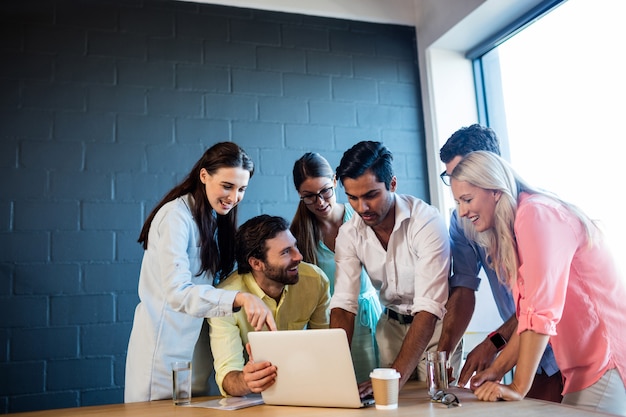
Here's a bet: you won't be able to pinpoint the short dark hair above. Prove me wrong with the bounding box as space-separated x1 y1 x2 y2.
235 215 290 274
336 141 394 189
439 124 501 163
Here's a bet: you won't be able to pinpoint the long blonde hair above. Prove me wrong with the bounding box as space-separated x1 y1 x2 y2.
451 151 596 285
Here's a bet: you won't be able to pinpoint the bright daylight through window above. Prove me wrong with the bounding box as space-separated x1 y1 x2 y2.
480 0 625 275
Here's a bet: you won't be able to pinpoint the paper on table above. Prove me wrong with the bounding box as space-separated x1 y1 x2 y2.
185 395 264 410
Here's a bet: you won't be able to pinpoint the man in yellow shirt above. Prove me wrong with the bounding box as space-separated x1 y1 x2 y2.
209 215 330 397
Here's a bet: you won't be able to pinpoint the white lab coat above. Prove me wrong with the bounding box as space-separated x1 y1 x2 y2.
124 194 236 402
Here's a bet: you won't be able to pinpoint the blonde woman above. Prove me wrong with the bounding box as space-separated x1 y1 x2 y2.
450 151 625 415
290 152 382 382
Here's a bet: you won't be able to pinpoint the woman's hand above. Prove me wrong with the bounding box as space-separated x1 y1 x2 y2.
469 366 504 391
474 380 524 402
234 292 277 331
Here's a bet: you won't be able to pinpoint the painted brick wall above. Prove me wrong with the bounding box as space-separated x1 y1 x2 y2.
0 0 427 412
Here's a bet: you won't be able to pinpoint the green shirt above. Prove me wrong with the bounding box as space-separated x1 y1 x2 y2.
208 262 330 396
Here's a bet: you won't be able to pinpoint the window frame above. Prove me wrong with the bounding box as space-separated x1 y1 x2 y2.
470 0 567 161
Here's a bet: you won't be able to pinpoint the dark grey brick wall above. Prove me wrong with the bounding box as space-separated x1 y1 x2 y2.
0 0 427 412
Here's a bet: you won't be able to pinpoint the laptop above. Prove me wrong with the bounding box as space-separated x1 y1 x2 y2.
247 328 375 408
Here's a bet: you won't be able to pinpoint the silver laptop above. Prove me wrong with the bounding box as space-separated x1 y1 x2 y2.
247 328 375 408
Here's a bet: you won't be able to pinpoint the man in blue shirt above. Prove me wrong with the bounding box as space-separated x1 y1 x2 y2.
437 124 563 402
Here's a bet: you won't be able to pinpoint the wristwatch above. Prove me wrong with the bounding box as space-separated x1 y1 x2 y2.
488 331 507 351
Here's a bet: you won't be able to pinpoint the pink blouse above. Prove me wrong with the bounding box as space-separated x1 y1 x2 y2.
513 193 626 394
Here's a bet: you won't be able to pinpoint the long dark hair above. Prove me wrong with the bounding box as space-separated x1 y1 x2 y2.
138 142 254 280
290 152 334 265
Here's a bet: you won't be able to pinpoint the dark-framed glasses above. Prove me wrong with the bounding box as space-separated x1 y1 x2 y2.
300 187 334 205
431 390 461 408
439 170 451 186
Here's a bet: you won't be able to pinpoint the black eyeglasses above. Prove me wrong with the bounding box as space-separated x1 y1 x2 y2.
439 170 451 186
431 390 461 408
300 187 334 205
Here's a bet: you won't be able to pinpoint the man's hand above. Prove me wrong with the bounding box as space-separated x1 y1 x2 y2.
457 338 498 387
241 359 277 393
222 342 277 396
243 341 276 393
234 292 277 331
357 379 373 398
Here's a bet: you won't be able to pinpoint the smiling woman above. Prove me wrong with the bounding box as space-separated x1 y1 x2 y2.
450 180 501 233
125 142 277 403
449 151 626 415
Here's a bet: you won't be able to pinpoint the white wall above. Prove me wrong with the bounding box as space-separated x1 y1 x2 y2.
181 0 419 25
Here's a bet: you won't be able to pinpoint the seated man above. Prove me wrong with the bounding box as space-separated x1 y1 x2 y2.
209 214 330 397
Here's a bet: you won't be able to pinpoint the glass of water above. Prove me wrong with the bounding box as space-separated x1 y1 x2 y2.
171 361 192 405
426 351 448 398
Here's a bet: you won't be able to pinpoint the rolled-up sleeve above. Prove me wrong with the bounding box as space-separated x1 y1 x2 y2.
329 221 362 315
409 207 450 319
208 314 246 396
305 264 331 329
514 199 579 336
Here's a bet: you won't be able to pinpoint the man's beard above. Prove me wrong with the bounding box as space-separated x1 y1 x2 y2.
264 261 300 285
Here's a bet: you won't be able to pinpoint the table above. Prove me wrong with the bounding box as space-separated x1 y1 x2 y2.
9 383 613 416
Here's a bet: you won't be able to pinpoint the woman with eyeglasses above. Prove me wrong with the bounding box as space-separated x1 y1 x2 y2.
450 151 625 415
290 152 382 383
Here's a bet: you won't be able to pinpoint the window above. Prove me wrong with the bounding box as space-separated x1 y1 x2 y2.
473 0 625 273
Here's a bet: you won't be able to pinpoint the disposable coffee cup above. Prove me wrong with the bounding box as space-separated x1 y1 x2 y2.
369 368 400 410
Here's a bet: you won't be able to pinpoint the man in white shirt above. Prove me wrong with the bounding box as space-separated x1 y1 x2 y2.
330 141 450 394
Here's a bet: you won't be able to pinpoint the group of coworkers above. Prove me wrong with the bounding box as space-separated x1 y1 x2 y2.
123 124 626 416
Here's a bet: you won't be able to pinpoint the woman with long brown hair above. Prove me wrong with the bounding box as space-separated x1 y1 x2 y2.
125 142 276 403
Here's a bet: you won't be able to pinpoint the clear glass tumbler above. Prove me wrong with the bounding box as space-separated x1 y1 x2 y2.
171 361 192 405
426 351 448 398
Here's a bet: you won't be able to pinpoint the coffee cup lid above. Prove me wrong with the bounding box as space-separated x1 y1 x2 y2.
369 368 400 379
